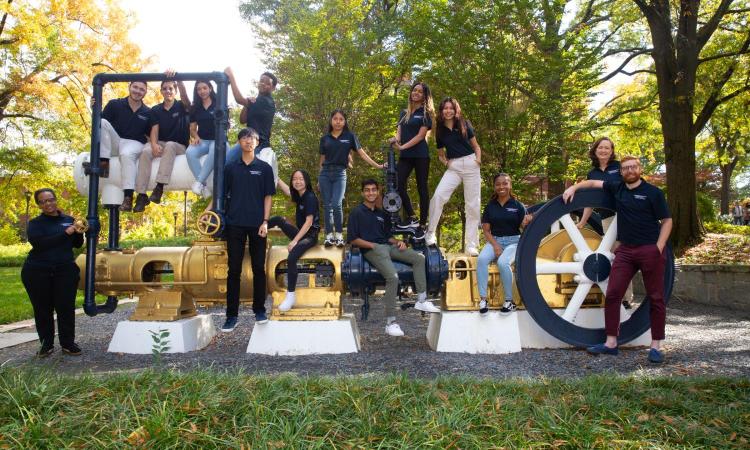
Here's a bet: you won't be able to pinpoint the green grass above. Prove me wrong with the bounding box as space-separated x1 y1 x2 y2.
0 370 747 448
0 267 89 324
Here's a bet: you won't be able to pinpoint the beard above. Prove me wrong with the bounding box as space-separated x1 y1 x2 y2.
623 172 640 183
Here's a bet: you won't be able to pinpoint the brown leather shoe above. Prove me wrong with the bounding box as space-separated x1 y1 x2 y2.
133 194 150 212
82 158 109 178
149 184 164 204
119 194 133 212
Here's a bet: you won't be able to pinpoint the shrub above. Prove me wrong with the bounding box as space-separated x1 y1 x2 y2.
704 222 750 236
0 223 22 245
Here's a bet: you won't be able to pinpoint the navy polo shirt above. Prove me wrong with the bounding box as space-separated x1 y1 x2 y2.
436 122 476 159
246 94 275 149
603 179 670 246
295 190 321 236
150 101 190 146
102 97 151 143
320 130 361 167
398 106 431 159
190 101 217 140
25 213 84 268
346 203 391 247
224 157 276 227
481 197 526 237
587 161 622 219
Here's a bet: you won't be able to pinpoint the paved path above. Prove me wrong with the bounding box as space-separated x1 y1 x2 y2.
0 297 748 378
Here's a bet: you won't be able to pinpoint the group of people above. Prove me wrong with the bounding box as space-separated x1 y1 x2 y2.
732 201 750 225
24 72 672 363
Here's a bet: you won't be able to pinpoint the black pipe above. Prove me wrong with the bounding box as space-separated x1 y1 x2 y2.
212 76 229 214
106 205 120 250
83 79 104 317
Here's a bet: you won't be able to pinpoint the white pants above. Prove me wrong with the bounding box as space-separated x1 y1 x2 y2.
256 146 280 186
427 154 481 250
99 118 143 190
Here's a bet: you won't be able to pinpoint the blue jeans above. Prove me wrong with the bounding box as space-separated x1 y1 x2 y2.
318 165 347 234
476 235 520 301
186 139 215 185
225 142 241 166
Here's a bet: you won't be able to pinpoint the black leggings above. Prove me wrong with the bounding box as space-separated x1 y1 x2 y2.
21 262 79 347
397 157 430 225
269 216 319 292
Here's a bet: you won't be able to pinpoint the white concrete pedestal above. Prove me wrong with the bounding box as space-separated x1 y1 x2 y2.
247 314 361 355
427 311 522 354
107 315 216 354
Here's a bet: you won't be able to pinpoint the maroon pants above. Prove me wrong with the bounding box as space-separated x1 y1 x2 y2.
605 244 666 340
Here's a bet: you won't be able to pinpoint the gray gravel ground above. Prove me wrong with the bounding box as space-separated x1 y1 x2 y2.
1 296 748 378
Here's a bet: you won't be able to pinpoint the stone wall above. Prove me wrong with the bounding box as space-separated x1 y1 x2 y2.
633 265 750 311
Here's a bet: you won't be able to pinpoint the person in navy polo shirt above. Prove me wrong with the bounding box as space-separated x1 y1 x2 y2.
577 137 621 231
95 81 151 212
347 179 441 337
223 67 290 197
268 169 320 312
319 109 384 247
476 174 532 315
186 80 225 198
424 97 483 255
221 127 276 332
388 82 435 231
563 156 673 363
133 72 191 212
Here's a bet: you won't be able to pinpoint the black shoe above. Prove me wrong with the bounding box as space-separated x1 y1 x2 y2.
335 237 345 248
133 194 150 212
36 342 54 358
61 343 82 356
149 184 164 204
395 217 419 229
83 159 109 178
479 298 489 315
119 195 133 212
221 316 238 332
499 301 517 315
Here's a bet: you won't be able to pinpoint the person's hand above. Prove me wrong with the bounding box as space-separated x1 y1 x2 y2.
656 242 665 254
165 68 176 78
193 137 201 145
151 143 163 157
248 96 256 104
224 66 234 77
287 240 298 252
380 161 387 169
65 226 76 235
493 244 502 258
576 220 587 229
395 240 407 251
388 137 398 145
522 214 533 227
258 222 268 237
562 186 576 203
439 156 448 167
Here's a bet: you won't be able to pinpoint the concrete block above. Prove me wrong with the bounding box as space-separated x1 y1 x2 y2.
108 315 216 354
247 314 360 355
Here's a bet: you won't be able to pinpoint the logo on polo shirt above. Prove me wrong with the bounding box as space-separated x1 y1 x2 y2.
61 222 73 227
137 114 148 120
506 208 518 212
172 112 179 118
634 194 647 200
300 205 305 210
413 115 423 119
340 140 350 143
249 170 262 175
376 216 384 223
608 169 619 174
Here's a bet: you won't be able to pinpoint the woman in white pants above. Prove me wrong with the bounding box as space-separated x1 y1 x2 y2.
424 97 482 255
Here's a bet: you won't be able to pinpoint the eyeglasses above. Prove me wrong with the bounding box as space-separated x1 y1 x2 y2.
621 165 640 172
37 198 57 205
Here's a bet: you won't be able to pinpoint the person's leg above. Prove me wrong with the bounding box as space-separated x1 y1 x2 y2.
119 139 145 191
331 168 347 235
225 225 247 318
603 246 639 342
285 236 317 293
248 228 268 316
21 265 55 349
414 158 431 226
225 143 241 166
363 245 399 320
396 159 416 221
318 169 335 237
426 166 461 236
186 140 209 181
497 238 519 302
99 118 120 159
197 140 216 186
52 264 79 349
636 245 667 343
389 246 426 294
476 242 496 298
135 142 154 194
462 158 482 252
268 216 299 240
155 141 184 186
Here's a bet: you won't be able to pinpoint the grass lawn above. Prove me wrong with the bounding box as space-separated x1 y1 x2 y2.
0 370 747 447
0 267 87 325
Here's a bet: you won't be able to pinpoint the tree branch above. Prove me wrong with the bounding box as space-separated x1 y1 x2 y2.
0 0 12 40
599 48 653 82
697 0 734 51
698 30 750 64
0 113 42 121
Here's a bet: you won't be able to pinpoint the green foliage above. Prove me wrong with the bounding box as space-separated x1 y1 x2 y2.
149 328 171 365
0 267 89 324
0 370 748 447
697 190 717 224
0 224 21 246
0 243 30 267
704 222 750 237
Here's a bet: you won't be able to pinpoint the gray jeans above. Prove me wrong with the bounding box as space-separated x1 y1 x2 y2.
363 244 426 318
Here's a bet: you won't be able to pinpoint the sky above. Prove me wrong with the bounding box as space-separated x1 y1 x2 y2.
124 0 265 102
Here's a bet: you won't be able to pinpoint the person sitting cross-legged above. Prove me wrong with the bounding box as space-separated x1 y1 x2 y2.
346 178 440 337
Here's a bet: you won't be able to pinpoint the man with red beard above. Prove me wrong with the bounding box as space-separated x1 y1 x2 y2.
562 156 672 363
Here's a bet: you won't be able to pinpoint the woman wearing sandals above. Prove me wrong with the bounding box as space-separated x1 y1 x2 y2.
268 170 320 311
318 109 384 247
424 97 482 255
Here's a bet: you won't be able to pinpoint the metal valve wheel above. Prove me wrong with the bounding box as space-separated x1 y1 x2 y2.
196 211 222 237
515 189 675 347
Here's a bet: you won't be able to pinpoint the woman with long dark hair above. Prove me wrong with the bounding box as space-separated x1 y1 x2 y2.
424 97 482 255
22 188 84 356
268 170 321 311
476 174 532 315
186 80 222 197
389 82 435 230
319 109 383 247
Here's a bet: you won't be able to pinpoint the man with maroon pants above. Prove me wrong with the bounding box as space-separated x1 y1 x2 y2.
562 155 673 363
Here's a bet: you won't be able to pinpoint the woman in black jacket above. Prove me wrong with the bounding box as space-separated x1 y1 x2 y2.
21 188 84 357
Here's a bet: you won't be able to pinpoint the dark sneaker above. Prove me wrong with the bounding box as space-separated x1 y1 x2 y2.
221 316 238 332
499 301 517 315
119 195 133 212
586 343 619 355
395 217 419 229
323 234 335 247
335 237 345 248
622 300 632 310
648 348 664 363
36 343 54 358
133 194 150 212
255 312 269 324
149 184 164 204
61 343 82 356
83 159 109 178
479 298 489 315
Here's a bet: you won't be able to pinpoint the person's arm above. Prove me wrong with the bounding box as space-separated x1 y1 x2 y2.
259 195 272 237
319 154 325 170
27 222 71 249
469 136 481 165
482 223 502 257
149 125 163 156
397 126 428 151
355 148 384 169
562 179 604 203
224 67 249 106
177 81 191 109
189 122 200 144
437 148 448 167
290 215 314 248
577 207 594 229
387 236 407 250
351 237 376 249
656 218 673 253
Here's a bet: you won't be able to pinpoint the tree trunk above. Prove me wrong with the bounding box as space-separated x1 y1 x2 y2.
719 156 738 215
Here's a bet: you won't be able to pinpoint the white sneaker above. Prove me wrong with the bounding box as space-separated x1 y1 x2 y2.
202 184 212 197
278 291 296 312
424 232 437 246
466 247 479 256
191 181 204 196
385 322 405 336
415 300 441 313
